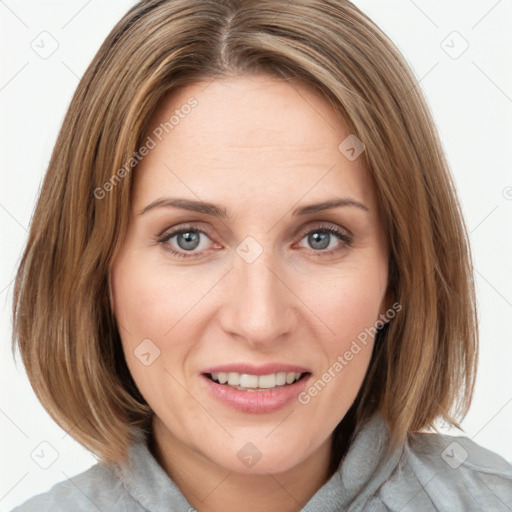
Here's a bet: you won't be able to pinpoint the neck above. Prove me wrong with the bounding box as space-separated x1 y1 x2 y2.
149 417 336 512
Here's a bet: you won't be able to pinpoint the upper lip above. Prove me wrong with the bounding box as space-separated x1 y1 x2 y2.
202 363 311 376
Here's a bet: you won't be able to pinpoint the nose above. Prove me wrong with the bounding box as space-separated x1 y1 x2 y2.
218 250 296 348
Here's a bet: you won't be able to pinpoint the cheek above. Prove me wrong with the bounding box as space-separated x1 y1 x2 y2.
110 254 176 389
322 288 378 380
306 262 386 345
110 252 217 394
297 287 379 430
296 259 385 407
111 252 205 340
112 269 164 340
110 256 190 408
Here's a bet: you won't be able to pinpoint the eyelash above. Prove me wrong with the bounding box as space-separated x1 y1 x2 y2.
156 223 353 259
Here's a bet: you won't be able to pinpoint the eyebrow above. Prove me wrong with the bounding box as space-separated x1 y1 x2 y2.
139 197 369 218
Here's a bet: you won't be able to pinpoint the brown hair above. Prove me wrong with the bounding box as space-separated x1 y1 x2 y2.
12 0 478 470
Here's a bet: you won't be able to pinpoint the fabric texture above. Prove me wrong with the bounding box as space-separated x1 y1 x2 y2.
11 412 512 511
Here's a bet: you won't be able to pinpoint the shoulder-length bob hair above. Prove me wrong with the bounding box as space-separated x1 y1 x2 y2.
13 0 478 468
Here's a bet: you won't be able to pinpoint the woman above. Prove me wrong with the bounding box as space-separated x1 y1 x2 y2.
11 0 512 510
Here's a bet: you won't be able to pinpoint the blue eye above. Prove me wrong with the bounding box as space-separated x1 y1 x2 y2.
158 226 210 259
157 223 353 259
298 225 353 254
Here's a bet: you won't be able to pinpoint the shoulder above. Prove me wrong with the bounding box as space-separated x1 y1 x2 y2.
378 431 512 511
9 461 141 512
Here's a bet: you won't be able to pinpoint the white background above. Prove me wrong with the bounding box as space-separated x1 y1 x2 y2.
1 0 511 509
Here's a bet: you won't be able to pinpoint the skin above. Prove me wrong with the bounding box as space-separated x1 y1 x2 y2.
110 74 390 512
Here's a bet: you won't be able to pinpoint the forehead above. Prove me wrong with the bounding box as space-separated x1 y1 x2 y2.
146 74 350 153
133 74 376 215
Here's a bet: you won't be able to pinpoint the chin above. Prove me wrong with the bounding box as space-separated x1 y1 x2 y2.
200 432 322 476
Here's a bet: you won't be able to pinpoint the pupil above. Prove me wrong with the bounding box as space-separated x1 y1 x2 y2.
178 231 200 250
310 232 329 250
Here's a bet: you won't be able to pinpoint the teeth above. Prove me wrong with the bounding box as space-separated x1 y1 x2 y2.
227 372 240 385
258 374 277 389
276 373 286 386
239 374 259 388
209 371 304 390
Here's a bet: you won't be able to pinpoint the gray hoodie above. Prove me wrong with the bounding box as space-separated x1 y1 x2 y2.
10 412 512 511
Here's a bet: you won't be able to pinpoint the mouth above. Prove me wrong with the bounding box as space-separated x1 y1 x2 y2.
200 365 312 413
204 371 310 392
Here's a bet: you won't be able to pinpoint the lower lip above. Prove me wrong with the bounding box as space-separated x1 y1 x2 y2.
201 374 311 414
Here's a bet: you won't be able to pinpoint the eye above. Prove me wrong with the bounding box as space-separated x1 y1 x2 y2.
157 225 215 259
156 222 353 259
296 223 353 256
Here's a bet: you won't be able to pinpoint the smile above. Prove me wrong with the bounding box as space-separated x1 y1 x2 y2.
201 365 312 413
207 371 307 391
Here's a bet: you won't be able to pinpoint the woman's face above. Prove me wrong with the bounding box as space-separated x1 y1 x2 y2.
111 74 390 475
